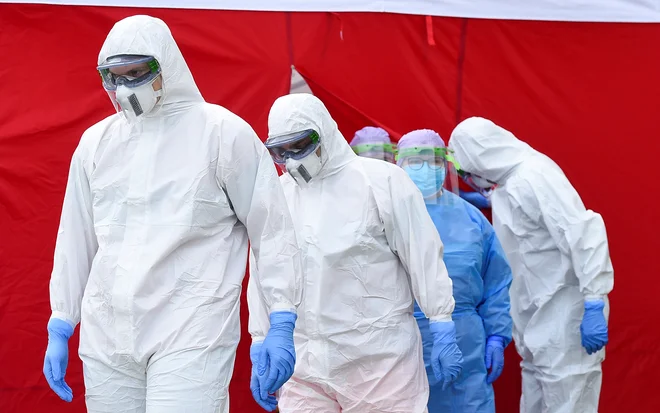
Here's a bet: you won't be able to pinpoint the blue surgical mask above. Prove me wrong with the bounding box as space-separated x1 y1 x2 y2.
404 163 446 198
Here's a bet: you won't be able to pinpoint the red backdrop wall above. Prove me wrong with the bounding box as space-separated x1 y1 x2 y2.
1 4 657 412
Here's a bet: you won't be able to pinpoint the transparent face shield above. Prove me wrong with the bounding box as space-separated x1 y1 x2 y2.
351 143 397 163
397 146 459 203
97 55 162 115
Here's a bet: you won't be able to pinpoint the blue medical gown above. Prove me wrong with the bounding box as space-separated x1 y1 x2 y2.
414 191 513 413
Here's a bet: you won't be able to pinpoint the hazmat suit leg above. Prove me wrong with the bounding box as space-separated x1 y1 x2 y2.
520 359 602 413
279 333 429 413
278 377 342 413
145 345 236 412
79 280 241 413
79 308 148 413
515 289 604 413
519 361 543 413
274 318 430 413
333 335 429 413
81 330 238 413
81 352 146 413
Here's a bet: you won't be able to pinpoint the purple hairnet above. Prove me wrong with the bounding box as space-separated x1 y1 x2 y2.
398 129 446 150
350 126 391 146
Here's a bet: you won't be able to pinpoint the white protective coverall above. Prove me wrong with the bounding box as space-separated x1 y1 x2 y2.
248 94 455 413
448 117 614 413
49 16 301 413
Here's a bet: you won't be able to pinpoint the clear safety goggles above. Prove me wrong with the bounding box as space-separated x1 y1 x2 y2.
265 129 321 164
458 171 497 197
351 143 396 163
97 55 161 91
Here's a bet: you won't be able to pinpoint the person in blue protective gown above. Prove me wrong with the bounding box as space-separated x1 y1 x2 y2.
397 129 513 413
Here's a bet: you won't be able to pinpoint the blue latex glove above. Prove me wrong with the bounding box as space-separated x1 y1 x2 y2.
459 190 491 209
429 320 464 390
43 318 74 402
485 335 505 384
250 343 278 411
580 300 608 354
258 311 297 399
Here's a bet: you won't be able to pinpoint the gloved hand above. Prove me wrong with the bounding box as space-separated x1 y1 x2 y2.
459 190 491 209
250 343 278 411
43 318 74 402
485 335 506 384
580 299 608 354
429 320 464 390
258 311 297 399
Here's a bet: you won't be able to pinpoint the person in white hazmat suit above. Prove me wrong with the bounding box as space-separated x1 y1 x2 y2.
448 117 613 413
246 93 464 413
42 15 302 413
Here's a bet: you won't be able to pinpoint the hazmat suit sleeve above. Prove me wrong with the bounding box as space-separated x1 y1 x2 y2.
381 167 455 322
247 249 272 343
216 117 302 313
472 208 513 346
509 175 614 299
49 138 99 328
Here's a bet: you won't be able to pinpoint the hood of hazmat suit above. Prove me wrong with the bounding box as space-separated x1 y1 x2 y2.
48 15 301 413
248 93 455 413
449 117 614 412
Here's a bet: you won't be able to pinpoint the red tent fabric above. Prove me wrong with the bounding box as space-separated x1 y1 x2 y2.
1 4 658 412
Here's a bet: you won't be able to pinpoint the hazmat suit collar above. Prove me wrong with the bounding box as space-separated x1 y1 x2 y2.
448 117 533 184
98 15 204 119
268 94 356 182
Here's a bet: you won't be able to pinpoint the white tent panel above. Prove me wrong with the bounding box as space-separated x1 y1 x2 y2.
4 0 660 22
290 67 313 95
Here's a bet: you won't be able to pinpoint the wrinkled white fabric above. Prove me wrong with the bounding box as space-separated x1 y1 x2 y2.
248 94 455 413
49 15 301 413
449 117 614 413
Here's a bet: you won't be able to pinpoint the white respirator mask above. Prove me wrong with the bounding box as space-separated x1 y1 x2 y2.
286 151 323 184
115 81 162 123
